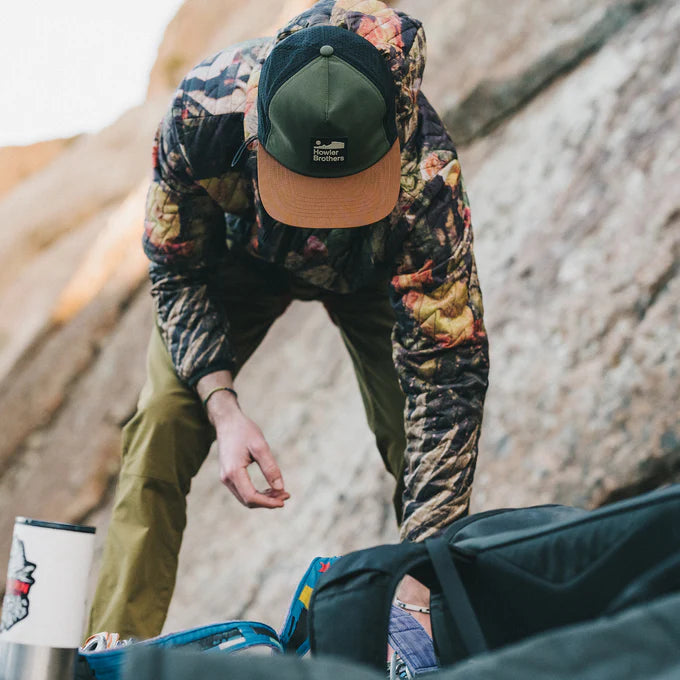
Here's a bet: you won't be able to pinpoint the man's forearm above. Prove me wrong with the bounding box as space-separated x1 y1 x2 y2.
397 338 489 542
149 263 236 385
196 370 290 508
196 371 240 427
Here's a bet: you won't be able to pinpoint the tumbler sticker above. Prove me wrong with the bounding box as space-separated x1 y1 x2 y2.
1 535 36 631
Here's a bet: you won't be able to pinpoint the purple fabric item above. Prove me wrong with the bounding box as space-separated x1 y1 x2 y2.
388 605 438 675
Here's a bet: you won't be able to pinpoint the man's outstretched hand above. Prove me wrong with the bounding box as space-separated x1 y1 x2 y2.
215 406 290 508
197 372 290 509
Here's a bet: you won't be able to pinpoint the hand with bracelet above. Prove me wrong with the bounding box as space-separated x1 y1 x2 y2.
197 370 290 509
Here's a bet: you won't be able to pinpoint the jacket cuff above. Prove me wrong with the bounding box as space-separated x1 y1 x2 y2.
186 361 237 388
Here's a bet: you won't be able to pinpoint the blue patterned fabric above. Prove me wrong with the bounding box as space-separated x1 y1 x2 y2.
78 621 282 680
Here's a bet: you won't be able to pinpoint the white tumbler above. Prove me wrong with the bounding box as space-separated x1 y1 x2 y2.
0 517 96 680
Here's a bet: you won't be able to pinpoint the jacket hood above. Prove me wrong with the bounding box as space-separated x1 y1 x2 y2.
243 0 426 149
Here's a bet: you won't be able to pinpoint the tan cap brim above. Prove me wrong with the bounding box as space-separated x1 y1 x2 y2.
257 139 401 229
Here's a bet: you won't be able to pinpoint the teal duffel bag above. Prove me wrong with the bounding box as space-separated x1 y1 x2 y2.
309 484 680 671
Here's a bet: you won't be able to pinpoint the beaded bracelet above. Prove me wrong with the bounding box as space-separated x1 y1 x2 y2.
394 598 431 615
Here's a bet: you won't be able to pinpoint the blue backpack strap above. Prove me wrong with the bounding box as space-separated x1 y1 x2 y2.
279 556 339 655
79 621 282 680
388 605 438 676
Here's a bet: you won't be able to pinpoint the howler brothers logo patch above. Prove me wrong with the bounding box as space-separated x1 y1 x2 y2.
1 535 36 632
311 137 348 165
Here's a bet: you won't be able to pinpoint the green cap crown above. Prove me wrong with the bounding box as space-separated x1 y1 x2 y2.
258 25 397 179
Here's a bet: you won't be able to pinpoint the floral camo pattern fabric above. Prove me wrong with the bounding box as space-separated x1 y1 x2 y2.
143 0 489 542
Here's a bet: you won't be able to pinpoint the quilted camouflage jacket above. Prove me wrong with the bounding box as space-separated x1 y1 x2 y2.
143 0 489 542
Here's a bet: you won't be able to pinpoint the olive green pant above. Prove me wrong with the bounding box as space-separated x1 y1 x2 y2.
87 260 406 639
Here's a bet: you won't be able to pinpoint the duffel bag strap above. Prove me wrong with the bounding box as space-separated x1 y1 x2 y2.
426 538 487 661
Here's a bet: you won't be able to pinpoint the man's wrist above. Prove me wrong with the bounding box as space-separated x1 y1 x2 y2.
202 386 238 409
196 371 240 425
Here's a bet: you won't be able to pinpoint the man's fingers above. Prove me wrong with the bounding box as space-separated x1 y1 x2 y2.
249 440 286 491
230 467 286 509
222 478 246 507
263 488 291 500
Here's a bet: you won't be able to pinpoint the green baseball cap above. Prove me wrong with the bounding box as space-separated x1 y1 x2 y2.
257 25 400 228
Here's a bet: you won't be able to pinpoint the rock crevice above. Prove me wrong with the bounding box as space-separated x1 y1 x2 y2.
444 0 662 145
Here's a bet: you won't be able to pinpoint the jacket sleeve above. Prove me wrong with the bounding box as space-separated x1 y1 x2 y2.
143 105 248 385
390 119 489 543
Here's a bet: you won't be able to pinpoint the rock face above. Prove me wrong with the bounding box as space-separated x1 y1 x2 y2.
466 0 680 511
147 0 320 96
0 0 678 637
442 0 663 144
0 138 73 199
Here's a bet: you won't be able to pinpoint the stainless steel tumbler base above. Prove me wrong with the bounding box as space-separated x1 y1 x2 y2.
0 640 76 680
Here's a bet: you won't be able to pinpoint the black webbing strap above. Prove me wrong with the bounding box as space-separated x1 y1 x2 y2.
426 538 488 657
